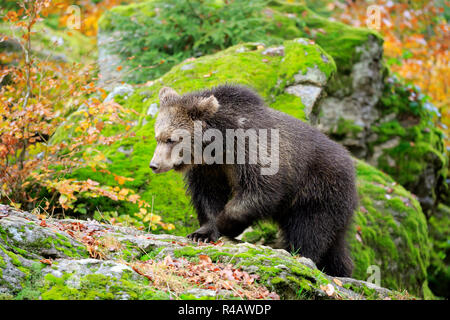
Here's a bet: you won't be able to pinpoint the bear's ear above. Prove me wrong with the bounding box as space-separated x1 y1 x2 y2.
190 95 219 119
159 87 179 105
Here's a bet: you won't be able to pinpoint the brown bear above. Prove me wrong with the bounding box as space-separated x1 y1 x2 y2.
150 84 357 277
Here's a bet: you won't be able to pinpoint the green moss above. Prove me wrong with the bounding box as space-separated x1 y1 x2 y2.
350 160 430 297
268 0 382 74
0 244 22 267
139 247 163 261
173 246 202 258
1 223 88 259
369 78 448 211
15 263 46 300
344 282 380 300
17 269 167 300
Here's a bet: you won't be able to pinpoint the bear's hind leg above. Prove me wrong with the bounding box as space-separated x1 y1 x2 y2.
279 210 334 265
317 233 354 277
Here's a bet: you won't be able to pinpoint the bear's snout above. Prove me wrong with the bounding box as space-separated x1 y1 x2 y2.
149 161 160 172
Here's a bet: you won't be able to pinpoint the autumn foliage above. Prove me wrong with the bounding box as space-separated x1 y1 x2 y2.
331 0 449 147
0 0 173 231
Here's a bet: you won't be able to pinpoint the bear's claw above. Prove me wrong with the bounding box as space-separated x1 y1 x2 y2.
187 226 220 243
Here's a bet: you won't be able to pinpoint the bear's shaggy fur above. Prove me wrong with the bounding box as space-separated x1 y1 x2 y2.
151 84 357 277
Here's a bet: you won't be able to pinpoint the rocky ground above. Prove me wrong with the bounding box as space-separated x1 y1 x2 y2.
0 204 415 300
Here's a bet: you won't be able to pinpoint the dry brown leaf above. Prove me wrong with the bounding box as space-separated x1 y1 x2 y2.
333 278 343 287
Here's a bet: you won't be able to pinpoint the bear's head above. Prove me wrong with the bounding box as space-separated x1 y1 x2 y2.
150 87 219 173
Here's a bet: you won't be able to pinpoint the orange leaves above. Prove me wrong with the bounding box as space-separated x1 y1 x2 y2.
3 11 20 23
199 254 212 264
39 259 52 266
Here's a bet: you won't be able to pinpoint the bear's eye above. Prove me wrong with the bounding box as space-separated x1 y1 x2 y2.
166 138 175 144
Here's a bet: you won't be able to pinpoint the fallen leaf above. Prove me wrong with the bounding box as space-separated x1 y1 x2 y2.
199 254 212 264
163 254 174 266
40 259 52 266
333 278 343 286
320 283 335 296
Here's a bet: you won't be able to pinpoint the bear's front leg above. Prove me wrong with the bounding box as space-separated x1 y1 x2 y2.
215 196 259 238
185 166 230 243
187 223 221 243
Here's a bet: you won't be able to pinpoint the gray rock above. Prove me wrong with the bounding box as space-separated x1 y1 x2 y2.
180 63 195 71
262 46 285 56
117 145 134 156
97 31 128 90
316 35 383 158
293 65 328 86
285 84 322 118
146 103 158 117
293 38 310 45
103 84 134 103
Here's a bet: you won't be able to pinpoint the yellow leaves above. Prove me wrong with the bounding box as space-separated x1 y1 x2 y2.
58 194 68 207
203 71 213 78
92 153 105 163
86 179 99 187
0 1 174 232
165 223 175 231
143 214 161 224
127 194 140 203
95 121 104 132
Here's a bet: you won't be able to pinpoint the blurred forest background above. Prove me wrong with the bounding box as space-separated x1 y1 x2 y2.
0 0 449 298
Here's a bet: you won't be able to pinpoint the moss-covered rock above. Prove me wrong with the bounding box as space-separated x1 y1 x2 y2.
366 78 448 215
0 205 414 300
350 160 431 296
